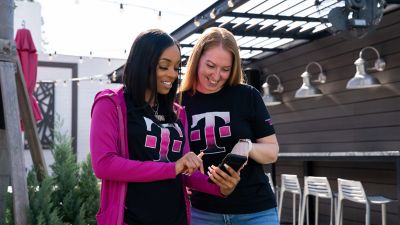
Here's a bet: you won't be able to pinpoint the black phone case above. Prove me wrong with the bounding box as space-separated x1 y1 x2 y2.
208 153 247 183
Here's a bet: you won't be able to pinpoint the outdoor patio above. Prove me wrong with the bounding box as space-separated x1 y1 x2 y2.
1 0 400 225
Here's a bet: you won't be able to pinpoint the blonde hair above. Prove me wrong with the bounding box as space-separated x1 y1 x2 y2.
180 27 244 94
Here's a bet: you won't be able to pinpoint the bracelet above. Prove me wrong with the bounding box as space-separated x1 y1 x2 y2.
240 139 253 152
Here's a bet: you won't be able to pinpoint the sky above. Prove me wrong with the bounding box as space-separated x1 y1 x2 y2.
36 0 216 59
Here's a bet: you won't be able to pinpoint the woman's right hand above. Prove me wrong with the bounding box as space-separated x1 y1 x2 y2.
175 152 204 175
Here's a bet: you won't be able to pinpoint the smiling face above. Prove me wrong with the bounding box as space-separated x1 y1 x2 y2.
196 44 232 94
146 44 180 98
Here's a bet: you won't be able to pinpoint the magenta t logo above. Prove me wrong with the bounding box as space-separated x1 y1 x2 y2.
190 112 231 154
144 117 183 162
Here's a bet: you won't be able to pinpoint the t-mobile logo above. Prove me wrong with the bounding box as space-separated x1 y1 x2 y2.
190 112 231 154
143 117 183 162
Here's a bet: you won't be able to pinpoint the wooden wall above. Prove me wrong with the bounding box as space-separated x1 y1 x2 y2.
252 8 400 225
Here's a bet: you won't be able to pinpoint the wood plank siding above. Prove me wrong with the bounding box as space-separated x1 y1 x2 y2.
251 8 400 225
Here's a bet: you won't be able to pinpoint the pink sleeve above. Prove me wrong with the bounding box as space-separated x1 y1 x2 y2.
184 171 224 197
90 98 176 182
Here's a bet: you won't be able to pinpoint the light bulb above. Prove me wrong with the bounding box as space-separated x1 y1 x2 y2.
158 11 162 21
228 0 235 8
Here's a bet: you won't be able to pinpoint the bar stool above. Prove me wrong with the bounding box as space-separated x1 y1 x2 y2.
265 172 279 205
336 178 395 225
300 176 335 225
278 174 302 225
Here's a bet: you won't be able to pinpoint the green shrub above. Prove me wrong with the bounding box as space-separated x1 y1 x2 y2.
5 126 99 225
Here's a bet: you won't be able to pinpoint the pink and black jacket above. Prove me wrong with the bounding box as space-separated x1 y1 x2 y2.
90 86 222 225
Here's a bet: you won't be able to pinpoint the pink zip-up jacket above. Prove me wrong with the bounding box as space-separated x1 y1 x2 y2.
90 86 222 225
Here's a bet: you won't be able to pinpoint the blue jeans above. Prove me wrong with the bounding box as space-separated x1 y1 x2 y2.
191 207 279 225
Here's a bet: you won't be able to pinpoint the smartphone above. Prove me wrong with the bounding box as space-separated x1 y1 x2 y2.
208 153 247 183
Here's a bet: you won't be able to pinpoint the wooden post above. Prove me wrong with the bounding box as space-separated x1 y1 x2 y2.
0 1 14 222
0 60 29 225
0 130 11 225
0 0 40 224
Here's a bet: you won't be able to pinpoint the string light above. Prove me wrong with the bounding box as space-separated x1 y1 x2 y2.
78 56 83 64
228 0 235 8
193 18 200 27
46 49 129 60
158 10 162 20
210 8 217 19
96 0 188 18
37 73 115 87
111 71 117 82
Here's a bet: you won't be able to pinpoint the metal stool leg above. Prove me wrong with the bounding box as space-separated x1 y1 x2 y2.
335 199 342 225
278 189 284 222
293 193 296 225
299 193 303 225
300 193 306 225
382 204 386 225
315 196 319 225
330 198 334 225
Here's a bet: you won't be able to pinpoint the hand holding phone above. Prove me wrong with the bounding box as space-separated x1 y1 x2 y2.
208 153 247 183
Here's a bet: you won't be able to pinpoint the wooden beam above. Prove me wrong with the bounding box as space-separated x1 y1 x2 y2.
171 0 250 41
226 12 328 23
15 58 48 181
180 43 282 52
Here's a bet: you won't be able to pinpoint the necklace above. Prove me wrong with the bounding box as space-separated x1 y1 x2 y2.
150 103 165 122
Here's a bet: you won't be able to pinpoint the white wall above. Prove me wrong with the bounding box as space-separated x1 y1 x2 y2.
14 0 127 172
14 1 43 53
23 54 125 172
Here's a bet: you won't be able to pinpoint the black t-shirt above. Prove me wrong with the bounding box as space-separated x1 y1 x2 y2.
181 84 276 214
124 92 187 225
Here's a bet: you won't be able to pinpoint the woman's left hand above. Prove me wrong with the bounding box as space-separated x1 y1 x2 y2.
208 164 241 196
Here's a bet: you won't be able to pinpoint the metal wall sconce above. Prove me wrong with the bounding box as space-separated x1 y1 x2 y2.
262 74 284 106
295 61 327 98
346 46 386 89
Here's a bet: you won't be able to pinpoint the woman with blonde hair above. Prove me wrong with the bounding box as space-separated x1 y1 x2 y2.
180 27 279 225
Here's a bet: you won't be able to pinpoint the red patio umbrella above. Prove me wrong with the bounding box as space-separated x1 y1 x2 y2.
15 28 42 122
